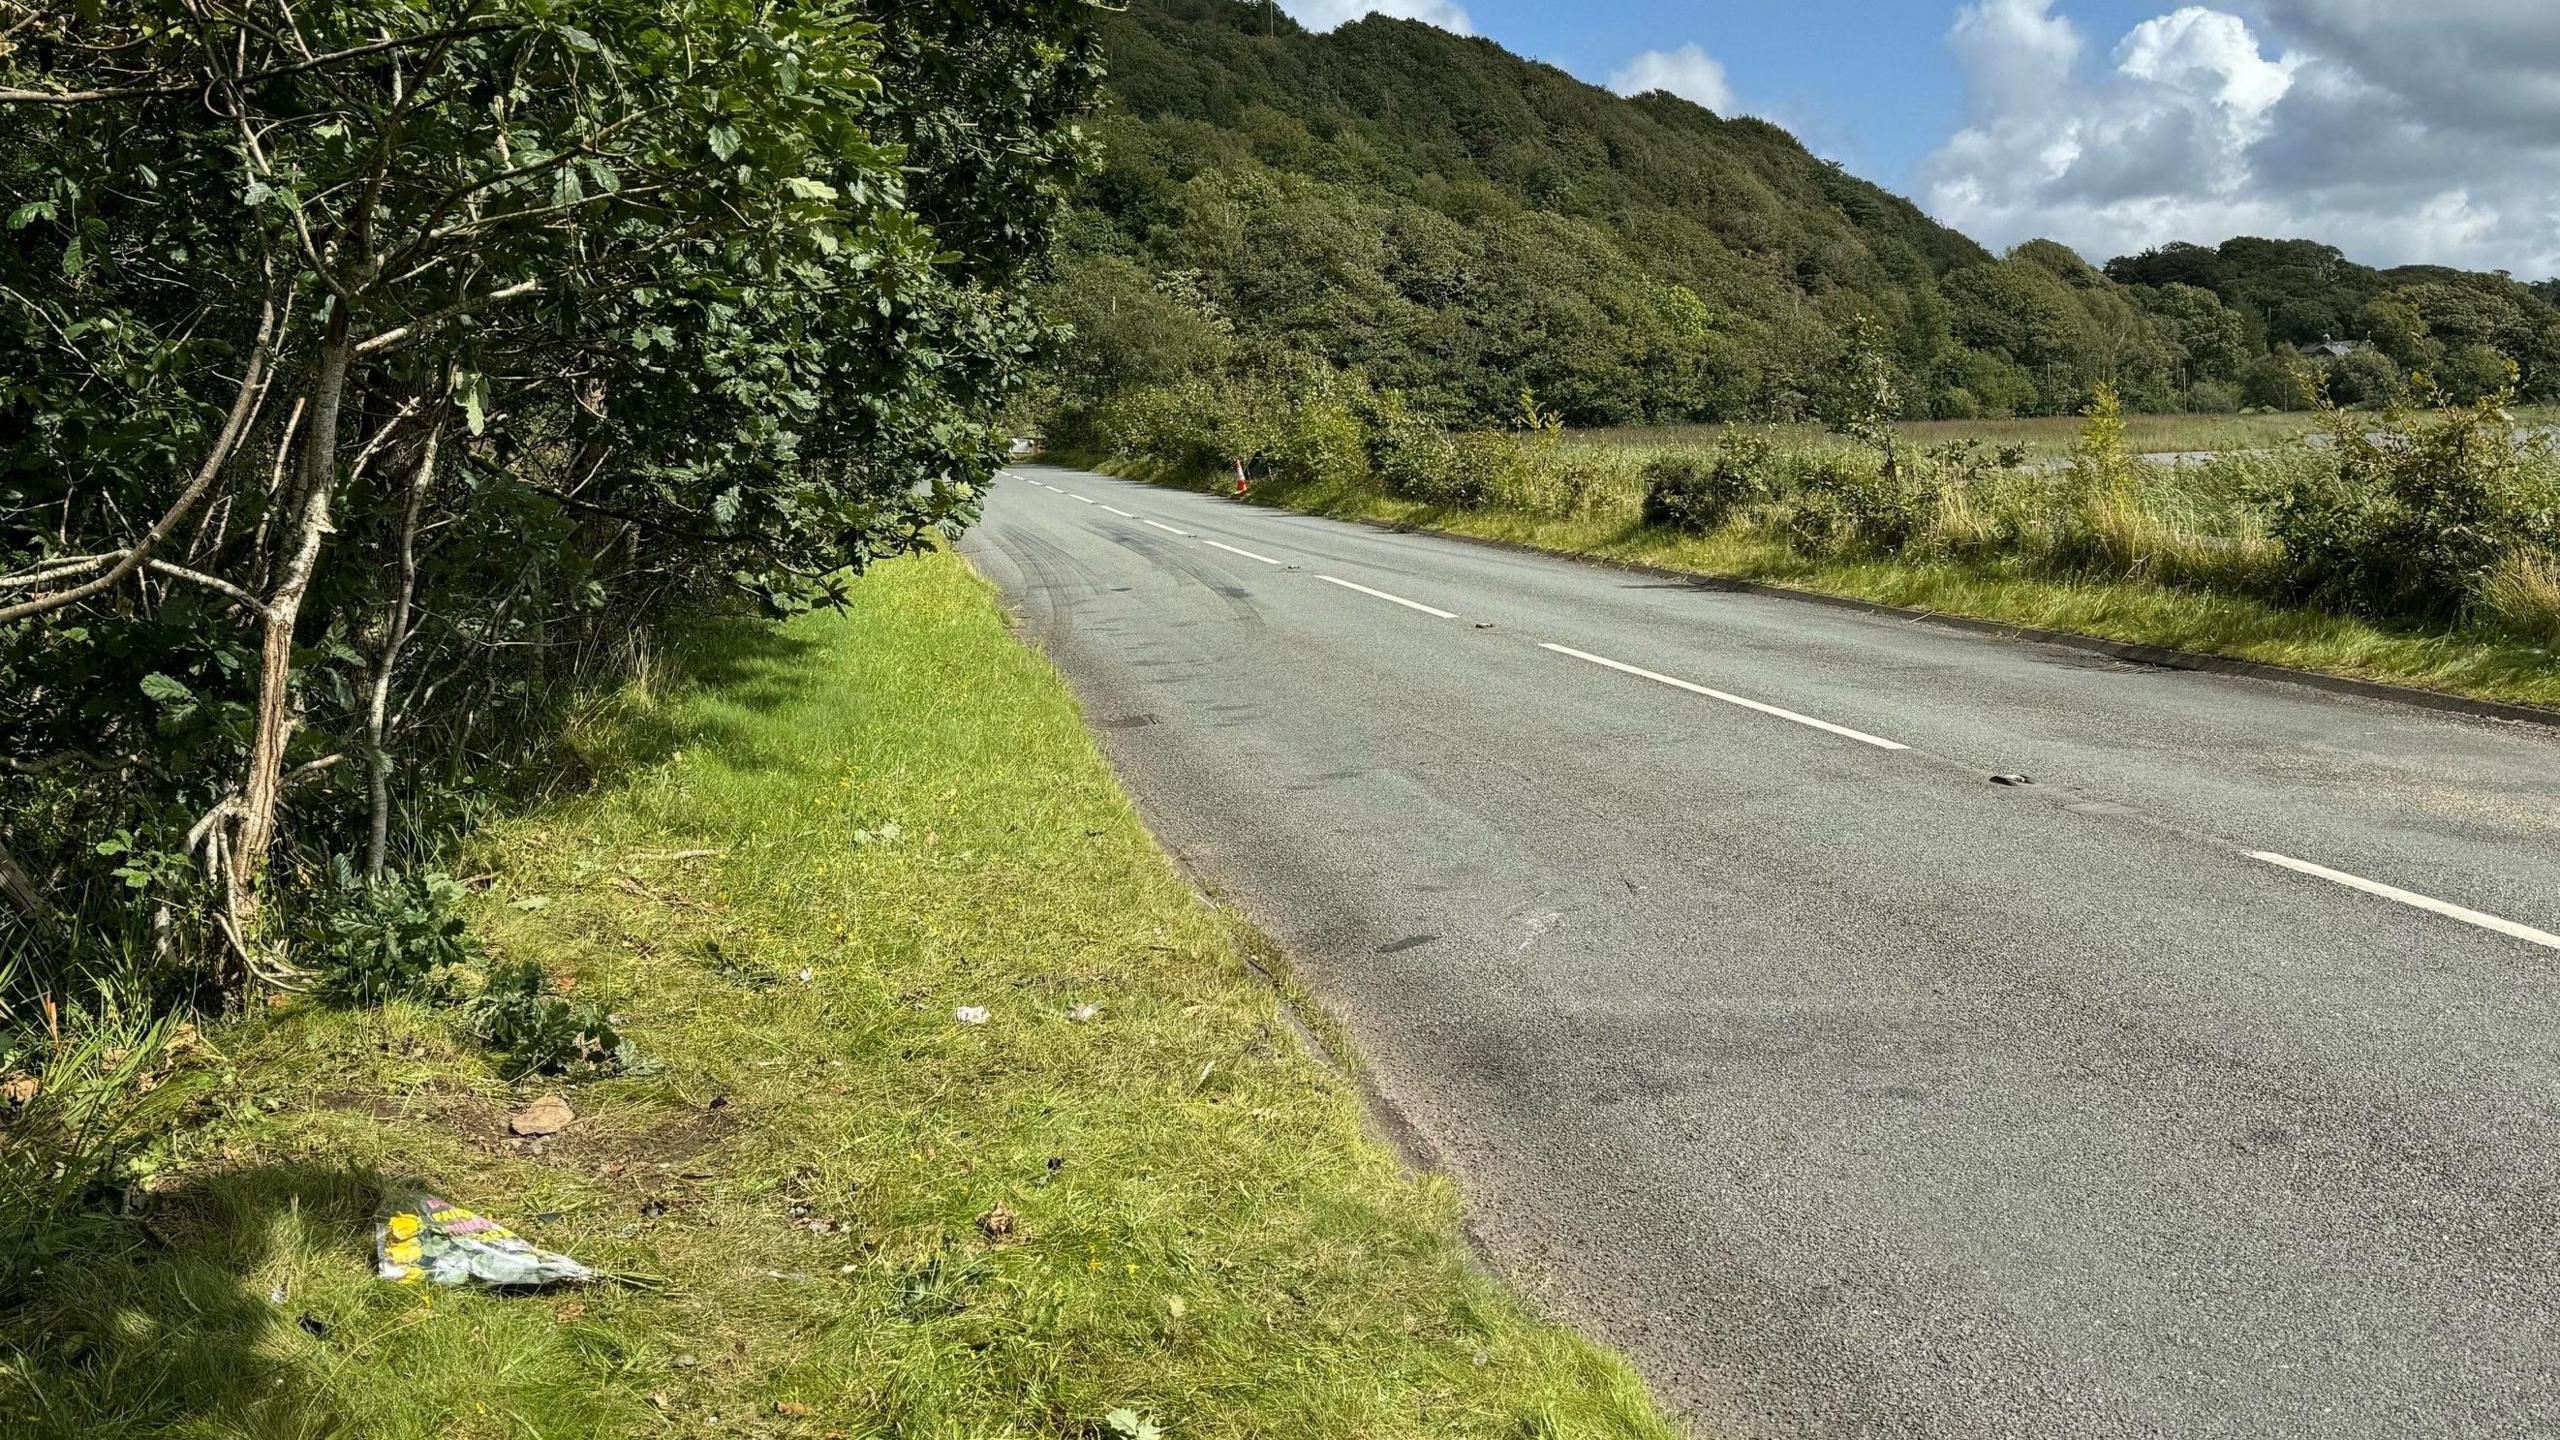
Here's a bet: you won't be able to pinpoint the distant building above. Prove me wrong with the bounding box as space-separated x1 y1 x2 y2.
2299 338 2361 360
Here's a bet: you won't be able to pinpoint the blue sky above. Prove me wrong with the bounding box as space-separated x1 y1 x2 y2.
1275 1 2560 277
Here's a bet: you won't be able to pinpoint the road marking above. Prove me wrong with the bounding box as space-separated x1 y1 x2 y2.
1202 539 1283 565
1316 574 1458 619
1539 643 1907 751
1067 492 1096 504
1100 505 1136 518
1142 519 1193 537
2248 852 2560 952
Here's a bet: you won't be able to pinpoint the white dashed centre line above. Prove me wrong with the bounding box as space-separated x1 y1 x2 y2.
1067 492 1095 504
2248 852 2560 951
1142 518 1193 537
1315 574 1457 619
1540 642 1907 751
1202 539 1283 566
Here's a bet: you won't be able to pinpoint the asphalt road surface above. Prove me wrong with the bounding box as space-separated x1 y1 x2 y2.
961 464 2560 1439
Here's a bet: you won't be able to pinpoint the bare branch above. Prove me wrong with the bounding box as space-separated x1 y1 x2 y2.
0 287 280 625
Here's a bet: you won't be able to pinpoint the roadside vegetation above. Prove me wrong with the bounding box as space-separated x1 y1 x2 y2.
1067 363 2560 710
1571 404 2560 463
1 553 1677 1438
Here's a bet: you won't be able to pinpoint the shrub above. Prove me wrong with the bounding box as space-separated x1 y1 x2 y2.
1269 376 1371 490
464 959 631 1080
1784 451 1934 558
1641 432 1770 534
295 859 479 1005
1447 431 1530 511
2265 395 2552 620
1365 393 1470 504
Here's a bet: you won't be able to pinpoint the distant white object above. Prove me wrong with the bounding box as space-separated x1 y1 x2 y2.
954 1005 990 1026
1008 436 1039 457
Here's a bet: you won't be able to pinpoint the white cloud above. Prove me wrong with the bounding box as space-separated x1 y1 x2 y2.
1278 0 1471 36
1609 43 1736 114
1920 1 2560 276
1948 0 2083 117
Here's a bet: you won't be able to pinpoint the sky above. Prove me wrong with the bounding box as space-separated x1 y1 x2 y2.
1273 0 2560 278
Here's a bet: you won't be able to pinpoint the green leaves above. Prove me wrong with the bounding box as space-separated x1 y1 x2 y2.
3 0 1104 969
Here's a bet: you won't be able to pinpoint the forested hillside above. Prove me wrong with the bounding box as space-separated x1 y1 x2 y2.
1045 0 2560 428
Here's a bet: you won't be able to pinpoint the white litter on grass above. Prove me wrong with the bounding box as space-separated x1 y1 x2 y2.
1069 1004 1098 1023
954 1005 990 1026
797 967 814 983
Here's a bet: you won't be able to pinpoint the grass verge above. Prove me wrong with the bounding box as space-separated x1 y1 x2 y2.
1080 457 2560 713
0 552 1676 1439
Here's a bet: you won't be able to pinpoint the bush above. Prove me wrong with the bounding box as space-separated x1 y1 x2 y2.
1641 432 1770 534
1365 392 1469 504
464 959 631 1081
294 860 480 1005
1268 376 1371 490
2265 397 2554 620
1783 451 1934 558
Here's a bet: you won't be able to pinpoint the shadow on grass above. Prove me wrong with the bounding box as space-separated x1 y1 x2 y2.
1 1161 392 1437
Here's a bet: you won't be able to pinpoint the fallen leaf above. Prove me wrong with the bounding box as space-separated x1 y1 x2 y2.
0 1074 37 1107
977 1205 1018 1241
775 1401 814 1417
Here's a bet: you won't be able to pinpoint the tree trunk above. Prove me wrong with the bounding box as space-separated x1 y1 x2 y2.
366 419 439 881
224 327 353 956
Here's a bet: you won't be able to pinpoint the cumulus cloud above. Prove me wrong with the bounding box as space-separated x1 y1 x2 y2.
1919 0 2560 276
1279 0 1472 36
1609 43 1737 114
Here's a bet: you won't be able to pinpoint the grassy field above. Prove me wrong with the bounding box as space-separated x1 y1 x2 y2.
1572 404 2560 460
1090 456 2560 713
0 553 1676 1439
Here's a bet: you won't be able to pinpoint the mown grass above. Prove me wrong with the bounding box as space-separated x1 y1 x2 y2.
1093 456 2560 712
0 553 1677 1439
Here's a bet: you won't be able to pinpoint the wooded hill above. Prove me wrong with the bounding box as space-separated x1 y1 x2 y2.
1046 0 2560 426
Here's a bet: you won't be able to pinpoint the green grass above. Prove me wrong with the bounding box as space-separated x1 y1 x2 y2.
1572 404 2560 460
0 553 1677 1439
1091 456 2560 712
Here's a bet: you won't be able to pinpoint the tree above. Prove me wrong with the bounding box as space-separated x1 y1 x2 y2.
1 0 1102 983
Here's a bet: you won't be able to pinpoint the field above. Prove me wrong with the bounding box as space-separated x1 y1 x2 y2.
0 554 1675 1440
1571 404 2560 461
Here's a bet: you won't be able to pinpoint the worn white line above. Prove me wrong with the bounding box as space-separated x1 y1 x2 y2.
1201 538 1283 566
1141 518 1193 537
1540 643 1907 751
2248 852 2560 952
1316 574 1458 619
1066 492 1096 504
1099 504 1137 518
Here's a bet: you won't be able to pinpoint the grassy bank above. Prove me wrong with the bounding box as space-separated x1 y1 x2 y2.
1080 454 2560 713
0 553 1675 1439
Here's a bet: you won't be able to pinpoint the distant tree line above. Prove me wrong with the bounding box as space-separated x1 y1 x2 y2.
1035 0 2560 437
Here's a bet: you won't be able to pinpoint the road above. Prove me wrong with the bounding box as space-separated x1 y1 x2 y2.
960 464 2560 1439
